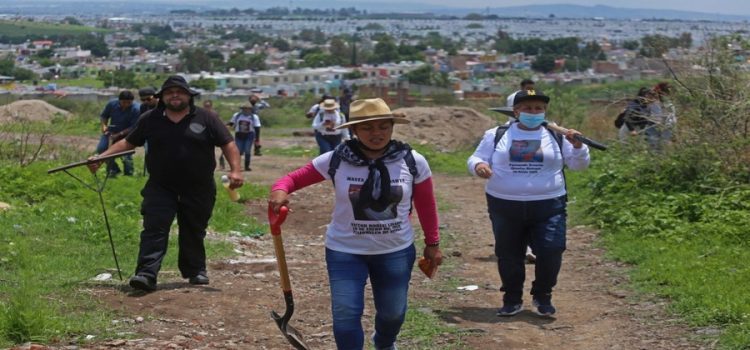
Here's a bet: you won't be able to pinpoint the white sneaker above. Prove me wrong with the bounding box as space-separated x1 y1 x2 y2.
525 246 536 264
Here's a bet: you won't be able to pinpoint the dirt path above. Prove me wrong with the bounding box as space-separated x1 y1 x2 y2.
68 135 708 350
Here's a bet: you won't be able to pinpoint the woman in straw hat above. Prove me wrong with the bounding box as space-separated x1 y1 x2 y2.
312 98 349 154
269 98 443 350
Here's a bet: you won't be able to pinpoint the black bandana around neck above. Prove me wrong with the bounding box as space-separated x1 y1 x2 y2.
333 139 412 209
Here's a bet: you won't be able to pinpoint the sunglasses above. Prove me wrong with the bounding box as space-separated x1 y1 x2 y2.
141 96 155 102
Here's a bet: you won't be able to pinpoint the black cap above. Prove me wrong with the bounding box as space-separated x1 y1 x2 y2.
118 90 134 100
155 75 199 97
138 87 156 98
513 89 550 106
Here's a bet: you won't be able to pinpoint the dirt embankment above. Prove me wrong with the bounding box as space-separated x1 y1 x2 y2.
393 107 498 151
0 99 71 123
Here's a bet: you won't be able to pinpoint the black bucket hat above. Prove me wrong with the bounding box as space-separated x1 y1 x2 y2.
155 75 199 97
513 89 550 106
138 87 156 98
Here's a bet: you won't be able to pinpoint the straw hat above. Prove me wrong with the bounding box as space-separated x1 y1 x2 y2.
335 98 409 129
320 99 339 111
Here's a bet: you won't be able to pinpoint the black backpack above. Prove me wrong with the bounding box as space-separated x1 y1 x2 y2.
614 110 626 128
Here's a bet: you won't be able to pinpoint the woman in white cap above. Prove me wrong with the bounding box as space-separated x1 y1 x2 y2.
269 98 443 350
312 98 349 154
468 89 590 318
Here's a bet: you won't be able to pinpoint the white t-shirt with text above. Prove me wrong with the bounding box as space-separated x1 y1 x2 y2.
312 150 432 255
467 124 590 201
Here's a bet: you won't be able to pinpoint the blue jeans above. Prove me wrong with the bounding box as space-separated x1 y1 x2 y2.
315 131 342 155
96 134 133 175
234 132 255 168
326 245 416 350
486 194 567 304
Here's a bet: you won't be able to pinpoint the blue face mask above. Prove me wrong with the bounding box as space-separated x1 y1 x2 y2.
518 112 545 129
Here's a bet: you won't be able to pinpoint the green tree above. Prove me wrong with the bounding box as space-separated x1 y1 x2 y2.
35 49 55 59
180 48 212 73
622 40 639 50
13 67 37 81
678 32 692 48
79 34 109 57
531 54 556 73
403 65 433 85
62 16 82 25
190 77 217 91
370 36 398 64
329 37 349 60
98 69 136 88
0 56 14 75
303 53 337 68
272 38 291 52
397 41 424 62
246 53 267 71
640 34 674 58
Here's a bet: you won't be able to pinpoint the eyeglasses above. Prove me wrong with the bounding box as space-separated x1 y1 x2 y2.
141 97 154 102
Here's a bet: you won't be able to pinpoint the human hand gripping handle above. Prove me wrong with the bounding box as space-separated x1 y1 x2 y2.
269 190 291 215
268 204 289 236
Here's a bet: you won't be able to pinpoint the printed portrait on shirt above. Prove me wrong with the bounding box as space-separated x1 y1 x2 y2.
348 184 403 221
509 139 543 162
237 119 252 133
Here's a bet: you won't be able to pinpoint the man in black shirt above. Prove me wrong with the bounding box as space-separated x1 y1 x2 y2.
138 87 159 115
88 75 243 292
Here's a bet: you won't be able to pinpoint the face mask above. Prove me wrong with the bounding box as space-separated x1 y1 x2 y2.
518 112 545 128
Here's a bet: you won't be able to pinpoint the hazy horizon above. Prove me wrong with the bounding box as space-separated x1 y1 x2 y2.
8 0 750 16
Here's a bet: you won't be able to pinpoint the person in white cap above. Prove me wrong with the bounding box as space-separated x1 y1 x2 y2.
468 89 590 318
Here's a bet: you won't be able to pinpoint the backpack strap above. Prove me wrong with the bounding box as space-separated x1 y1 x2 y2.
328 152 342 186
493 125 511 149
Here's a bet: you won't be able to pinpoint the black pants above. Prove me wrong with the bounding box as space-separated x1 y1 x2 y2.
135 182 216 281
486 194 567 304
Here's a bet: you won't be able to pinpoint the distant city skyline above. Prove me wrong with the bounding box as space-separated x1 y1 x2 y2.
7 0 750 17
336 0 750 15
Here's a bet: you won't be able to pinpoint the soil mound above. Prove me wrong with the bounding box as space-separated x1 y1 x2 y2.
0 100 72 123
392 106 498 152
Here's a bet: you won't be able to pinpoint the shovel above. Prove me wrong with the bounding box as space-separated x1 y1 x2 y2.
268 205 310 350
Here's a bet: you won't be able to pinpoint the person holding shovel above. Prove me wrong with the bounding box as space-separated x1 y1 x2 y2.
88 75 244 292
468 89 590 317
268 98 442 350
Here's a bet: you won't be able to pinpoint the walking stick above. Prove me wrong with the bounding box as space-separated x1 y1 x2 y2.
542 121 608 151
47 150 136 281
268 205 310 350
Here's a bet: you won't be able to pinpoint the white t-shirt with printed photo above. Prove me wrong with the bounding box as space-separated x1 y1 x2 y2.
312 150 432 255
467 124 590 201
